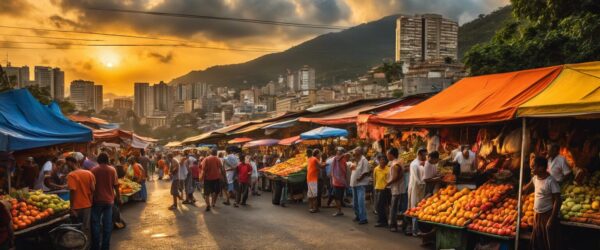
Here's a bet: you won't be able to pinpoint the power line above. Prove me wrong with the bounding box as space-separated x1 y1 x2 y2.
88 8 349 30
0 33 103 42
0 40 280 52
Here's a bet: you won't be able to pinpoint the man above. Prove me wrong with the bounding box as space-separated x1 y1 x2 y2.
423 151 440 196
66 156 95 244
90 153 120 250
34 156 56 191
330 148 348 216
182 154 197 205
201 148 223 211
386 148 405 232
523 157 562 250
350 147 370 224
306 149 325 213
156 154 166 180
547 143 571 183
167 153 181 210
137 150 151 181
222 148 239 206
453 145 476 175
234 155 252 207
374 154 390 228
407 148 427 236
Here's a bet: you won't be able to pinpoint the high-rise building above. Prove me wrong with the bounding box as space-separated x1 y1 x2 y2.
152 81 170 113
93 85 103 112
113 98 133 110
70 80 95 111
34 66 54 91
4 64 29 88
395 14 458 63
190 82 210 99
134 82 151 117
297 65 316 96
53 68 64 100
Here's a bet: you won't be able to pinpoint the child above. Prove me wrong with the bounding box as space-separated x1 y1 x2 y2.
373 154 391 227
522 157 561 250
234 155 253 207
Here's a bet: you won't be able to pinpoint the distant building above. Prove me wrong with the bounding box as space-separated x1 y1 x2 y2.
93 85 103 112
70 80 100 111
113 98 133 110
402 61 465 96
190 82 210 99
395 14 458 63
141 116 168 128
32 66 64 100
200 96 221 113
53 68 64 100
152 81 170 114
240 89 256 104
4 64 30 88
134 82 151 117
297 65 316 96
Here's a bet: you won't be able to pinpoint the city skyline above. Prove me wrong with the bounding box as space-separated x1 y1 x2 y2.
0 0 507 95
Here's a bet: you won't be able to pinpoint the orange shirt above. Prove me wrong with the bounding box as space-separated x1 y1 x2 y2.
133 163 145 181
158 159 169 175
67 169 96 210
307 157 320 183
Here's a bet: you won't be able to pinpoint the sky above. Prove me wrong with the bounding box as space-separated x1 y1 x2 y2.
0 0 508 96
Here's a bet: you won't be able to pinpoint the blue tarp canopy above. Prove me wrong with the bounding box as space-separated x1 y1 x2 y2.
300 127 348 140
0 89 93 151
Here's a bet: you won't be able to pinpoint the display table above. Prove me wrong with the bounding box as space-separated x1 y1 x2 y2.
14 213 70 236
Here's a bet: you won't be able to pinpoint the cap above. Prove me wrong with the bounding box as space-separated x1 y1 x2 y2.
336 147 346 153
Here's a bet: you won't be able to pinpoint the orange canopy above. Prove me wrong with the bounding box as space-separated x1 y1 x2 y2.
369 65 562 126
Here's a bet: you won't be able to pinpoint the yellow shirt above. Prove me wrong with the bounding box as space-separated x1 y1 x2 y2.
373 165 390 190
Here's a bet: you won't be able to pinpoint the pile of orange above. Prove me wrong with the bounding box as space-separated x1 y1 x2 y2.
408 185 474 226
520 193 535 229
9 198 55 231
468 197 518 236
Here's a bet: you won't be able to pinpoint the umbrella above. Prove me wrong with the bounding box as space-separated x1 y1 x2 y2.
243 139 280 148
228 137 253 144
300 127 348 140
278 136 302 146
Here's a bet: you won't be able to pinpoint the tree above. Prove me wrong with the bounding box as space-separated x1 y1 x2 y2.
170 113 198 128
464 0 600 75
375 62 404 83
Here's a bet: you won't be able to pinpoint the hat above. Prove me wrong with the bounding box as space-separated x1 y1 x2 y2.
336 147 346 153
73 152 84 161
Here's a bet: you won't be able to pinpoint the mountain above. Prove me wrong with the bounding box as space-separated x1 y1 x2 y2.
458 6 514 58
171 7 512 88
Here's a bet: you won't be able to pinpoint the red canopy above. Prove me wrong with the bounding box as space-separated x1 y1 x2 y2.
228 137 253 144
369 65 562 126
278 136 301 146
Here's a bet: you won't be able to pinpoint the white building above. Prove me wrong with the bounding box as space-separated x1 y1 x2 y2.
134 82 152 117
297 65 316 96
33 66 64 100
70 80 95 111
4 64 30 88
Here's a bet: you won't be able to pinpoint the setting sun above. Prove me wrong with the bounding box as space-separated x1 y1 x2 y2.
98 49 121 69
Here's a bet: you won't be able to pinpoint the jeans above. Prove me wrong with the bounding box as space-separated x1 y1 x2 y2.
91 204 113 250
390 194 400 228
280 182 288 205
352 185 367 222
140 181 147 201
376 189 390 225
236 183 249 205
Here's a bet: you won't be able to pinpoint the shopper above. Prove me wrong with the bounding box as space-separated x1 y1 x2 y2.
66 156 95 245
350 147 370 224
0 200 13 250
307 149 325 213
34 156 56 191
156 154 166 180
250 155 260 196
523 156 562 250
167 153 181 210
190 154 201 200
90 153 120 250
386 148 405 232
330 148 348 216
127 157 147 202
234 155 252 207
546 143 572 183
182 154 197 205
222 149 239 206
423 151 440 196
373 154 390 227
407 148 427 236
201 148 223 211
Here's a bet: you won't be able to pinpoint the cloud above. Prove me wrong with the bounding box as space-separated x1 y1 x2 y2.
147 51 174 63
0 0 34 17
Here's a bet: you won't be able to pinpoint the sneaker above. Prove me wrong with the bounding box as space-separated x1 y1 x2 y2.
390 227 398 232
309 209 317 213
205 206 211 212
223 201 231 206
233 203 239 208
358 220 368 225
332 212 344 217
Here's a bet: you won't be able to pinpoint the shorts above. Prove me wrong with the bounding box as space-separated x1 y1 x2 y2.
203 179 220 195
332 186 345 200
170 180 180 196
227 183 235 192
307 182 318 198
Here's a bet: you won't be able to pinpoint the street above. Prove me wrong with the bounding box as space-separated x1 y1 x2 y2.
111 180 426 250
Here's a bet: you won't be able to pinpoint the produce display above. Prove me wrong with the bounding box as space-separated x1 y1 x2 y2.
520 193 535 229
468 198 518 237
560 174 600 225
405 182 513 227
262 154 307 176
399 151 416 165
2 190 68 231
119 178 142 195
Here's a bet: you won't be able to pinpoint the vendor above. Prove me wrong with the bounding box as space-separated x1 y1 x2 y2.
546 143 572 183
453 145 476 175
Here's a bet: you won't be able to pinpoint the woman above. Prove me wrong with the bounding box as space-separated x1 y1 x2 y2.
127 157 147 201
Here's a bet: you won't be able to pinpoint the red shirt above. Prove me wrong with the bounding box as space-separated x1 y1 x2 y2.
190 162 200 179
201 156 222 181
237 163 252 184
307 157 320 183
91 164 118 205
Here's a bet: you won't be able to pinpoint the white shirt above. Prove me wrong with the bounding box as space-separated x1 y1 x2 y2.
177 157 191 180
422 161 438 180
251 161 259 178
547 155 571 182
533 176 560 213
388 159 406 195
454 151 476 174
34 161 53 191
224 154 239 184
350 156 370 187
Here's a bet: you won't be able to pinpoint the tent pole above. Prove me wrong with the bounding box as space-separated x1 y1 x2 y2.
515 118 526 250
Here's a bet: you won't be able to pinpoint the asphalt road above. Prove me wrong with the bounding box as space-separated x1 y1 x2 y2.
111 180 427 250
